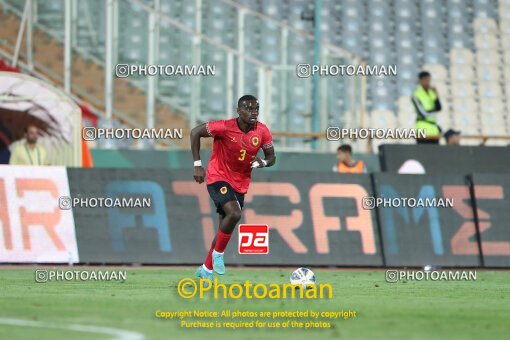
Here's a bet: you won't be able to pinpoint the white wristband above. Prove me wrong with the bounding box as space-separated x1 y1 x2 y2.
251 159 268 168
194 160 202 167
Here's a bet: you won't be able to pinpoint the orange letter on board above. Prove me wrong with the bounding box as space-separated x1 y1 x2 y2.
309 184 375 254
0 179 12 249
16 179 64 250
244 183 307 253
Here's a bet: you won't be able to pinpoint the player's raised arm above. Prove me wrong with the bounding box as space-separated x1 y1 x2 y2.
190 123 211 183
263 145 276 167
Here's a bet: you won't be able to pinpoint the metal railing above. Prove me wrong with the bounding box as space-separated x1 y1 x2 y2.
2 0 367 152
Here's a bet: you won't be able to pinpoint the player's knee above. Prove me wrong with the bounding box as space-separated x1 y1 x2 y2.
227 209 242 223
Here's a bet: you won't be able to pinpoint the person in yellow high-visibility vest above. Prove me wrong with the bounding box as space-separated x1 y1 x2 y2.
411 71 442 144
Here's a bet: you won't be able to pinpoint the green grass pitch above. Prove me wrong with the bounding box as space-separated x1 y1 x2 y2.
0 267 509 339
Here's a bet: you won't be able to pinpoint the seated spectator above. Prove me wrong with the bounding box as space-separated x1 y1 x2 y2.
333 144 367 173
444 129 461 145
9 124 49 165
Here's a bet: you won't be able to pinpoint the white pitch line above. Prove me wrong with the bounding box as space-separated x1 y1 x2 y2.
0 318 145 340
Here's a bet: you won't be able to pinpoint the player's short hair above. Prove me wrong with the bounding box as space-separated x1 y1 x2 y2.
238 95 258 107
24 124 38 133
418 71 431 79
337 144 352 154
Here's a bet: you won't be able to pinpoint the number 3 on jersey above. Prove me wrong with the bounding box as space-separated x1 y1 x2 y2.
238 149 246 161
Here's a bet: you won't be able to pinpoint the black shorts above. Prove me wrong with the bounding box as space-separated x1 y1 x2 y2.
207 181 245 217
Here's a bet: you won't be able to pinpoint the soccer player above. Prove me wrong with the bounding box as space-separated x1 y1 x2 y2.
190 95 276 283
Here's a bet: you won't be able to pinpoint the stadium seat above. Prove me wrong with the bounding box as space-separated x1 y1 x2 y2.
449 33 473 49
447 6 473 48
447 1 471 25
450 48 475 65
480 98 506 116
474 34 499 49
19 0 508 150
476 50 502 65
450 64 475 81
450 82 475 97
478 81 503 99
499 0 510 20
500 19 510 35
473 0 498 19
398 80 417 97
339 0 365 56
397 97 416 129
452 97 479 117
473 17 498 34
501 33 510 50
476 65 501 81
423 49 449 66
369 78 397 111
452 112 480 134
395 6 418 26
369 110 398 129
484 139 509 146
397 96 414 112
453 117 481 136
480 115 507 135
505 81 510 97
504 50 510 65
506 114 510 133
461 138 485 146
397 114 416 130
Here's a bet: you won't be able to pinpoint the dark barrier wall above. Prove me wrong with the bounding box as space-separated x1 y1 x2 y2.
471 174 510 267
379 144 510 173
68 169 383 265
373 173 480 267
227 172 383 266
67 168 510 267
91 149 380 173
67 169 174 263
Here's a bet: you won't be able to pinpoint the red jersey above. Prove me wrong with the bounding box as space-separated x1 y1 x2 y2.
205 118 273 194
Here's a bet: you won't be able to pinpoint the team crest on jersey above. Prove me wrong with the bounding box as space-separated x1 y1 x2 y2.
251 136 260 146
220 186 228 194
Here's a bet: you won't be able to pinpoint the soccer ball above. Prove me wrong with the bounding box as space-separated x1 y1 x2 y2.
290 267 316 288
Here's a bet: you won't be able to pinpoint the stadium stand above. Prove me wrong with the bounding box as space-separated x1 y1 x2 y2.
1 0 509 150
0 1 190 149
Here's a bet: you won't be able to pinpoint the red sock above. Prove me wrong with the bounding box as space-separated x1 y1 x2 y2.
214 230 232 253
204 243 215 271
